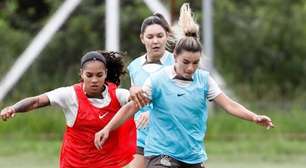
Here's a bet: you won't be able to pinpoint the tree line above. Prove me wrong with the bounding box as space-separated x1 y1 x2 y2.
0 0 305 102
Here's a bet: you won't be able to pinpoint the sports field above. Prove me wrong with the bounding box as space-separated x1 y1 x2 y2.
0 139 305 168
0 108 305 168
1 152 305 168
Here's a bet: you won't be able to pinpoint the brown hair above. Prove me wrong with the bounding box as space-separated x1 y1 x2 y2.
140 13 171 34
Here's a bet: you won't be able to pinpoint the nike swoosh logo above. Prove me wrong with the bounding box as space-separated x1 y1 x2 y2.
99 112 109 120
177 93 185 96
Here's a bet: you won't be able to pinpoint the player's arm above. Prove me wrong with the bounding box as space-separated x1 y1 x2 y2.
129 86 150 108
213 93 274 129
95 78 153 150
94 101 140 150
1 94 50 121
108 101 139 130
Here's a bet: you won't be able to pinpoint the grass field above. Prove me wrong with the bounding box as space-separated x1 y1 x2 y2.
0 139 305 168
0 107 305 167
1 152 305 168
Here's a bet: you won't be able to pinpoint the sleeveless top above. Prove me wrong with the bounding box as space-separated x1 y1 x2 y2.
60 82 136 168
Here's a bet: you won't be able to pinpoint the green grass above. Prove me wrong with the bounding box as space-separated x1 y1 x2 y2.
0 107 65 138
0 139 305 168
206 139 306 160
0 106 305 167
1 106 305 138
0 139 59 168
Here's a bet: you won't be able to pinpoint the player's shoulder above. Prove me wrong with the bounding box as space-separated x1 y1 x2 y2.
128 54 146 67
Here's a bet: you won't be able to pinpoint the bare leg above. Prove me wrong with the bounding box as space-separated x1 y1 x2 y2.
129 154 145 168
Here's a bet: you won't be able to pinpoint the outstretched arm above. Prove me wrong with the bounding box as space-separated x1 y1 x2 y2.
107 101 139 130
0 94 50 121
213 93 274 129
94 101 140 150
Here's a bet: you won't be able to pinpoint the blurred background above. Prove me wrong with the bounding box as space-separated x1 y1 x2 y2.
0 0 305 167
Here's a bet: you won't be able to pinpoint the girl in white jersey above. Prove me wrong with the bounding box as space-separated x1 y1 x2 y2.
95 3 274 168
1 51 136 168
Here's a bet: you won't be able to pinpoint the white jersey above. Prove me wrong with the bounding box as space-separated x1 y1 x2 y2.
46 85 130 127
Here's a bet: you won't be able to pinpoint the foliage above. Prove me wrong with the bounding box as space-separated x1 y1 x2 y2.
0 0 306 101
214 0 306 100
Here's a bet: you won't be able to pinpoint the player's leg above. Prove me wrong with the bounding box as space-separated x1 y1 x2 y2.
129 147 145 168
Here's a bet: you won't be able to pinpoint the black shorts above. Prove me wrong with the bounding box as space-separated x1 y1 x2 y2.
136 146 144 155
145 155 206 168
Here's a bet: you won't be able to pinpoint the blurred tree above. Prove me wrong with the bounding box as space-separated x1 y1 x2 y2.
214 0 306 100
4 0 51 31
0 0 306 102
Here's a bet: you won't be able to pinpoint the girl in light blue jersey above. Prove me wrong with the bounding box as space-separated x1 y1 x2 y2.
127 13 175 168
95 3 274 168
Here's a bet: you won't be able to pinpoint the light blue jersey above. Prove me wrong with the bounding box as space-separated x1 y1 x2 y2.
144 66 209 164
127 51 174 148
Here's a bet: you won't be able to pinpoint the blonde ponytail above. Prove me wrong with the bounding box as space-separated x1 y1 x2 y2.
178 3 199 39
172 3 202 55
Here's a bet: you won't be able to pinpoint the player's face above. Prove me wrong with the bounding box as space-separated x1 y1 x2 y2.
174 51 201 79
141 24 168 60
80 61 107 97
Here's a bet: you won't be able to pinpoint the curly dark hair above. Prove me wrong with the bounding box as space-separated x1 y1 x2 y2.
97 50 127 86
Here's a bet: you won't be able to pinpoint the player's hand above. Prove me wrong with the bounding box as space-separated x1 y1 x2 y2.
136 112 150 129
0 106 16 121
255 115 274 129
94 128 110 150
129 86 150 108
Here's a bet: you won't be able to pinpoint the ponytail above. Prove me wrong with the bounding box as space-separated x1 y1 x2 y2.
172 3 202 55
178 3 199 39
